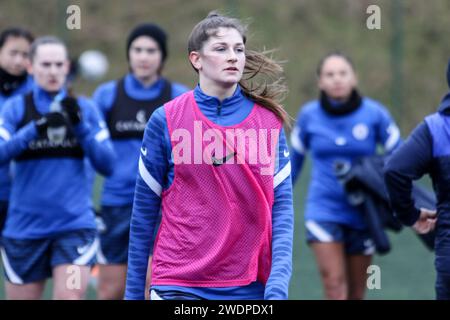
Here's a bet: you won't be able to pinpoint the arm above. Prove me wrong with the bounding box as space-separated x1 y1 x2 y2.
0 97 37 165
125 107 169 300
289 111 307 184
71 98 115 177
91 81 117 116
384 122 433 226
375 103 402 154
264 128 294 300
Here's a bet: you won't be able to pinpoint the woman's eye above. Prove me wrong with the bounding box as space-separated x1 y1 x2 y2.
236 47 244 53
215 47 225 51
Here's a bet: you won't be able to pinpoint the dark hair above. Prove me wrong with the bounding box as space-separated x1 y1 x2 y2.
316 51 355 76
188 11 290 127
188 12 247 53
0 27 34 48
29 36 68 62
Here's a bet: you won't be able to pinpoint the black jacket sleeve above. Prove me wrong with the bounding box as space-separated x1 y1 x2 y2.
384 122 433 226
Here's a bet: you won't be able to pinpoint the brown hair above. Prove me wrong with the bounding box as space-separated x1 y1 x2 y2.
316 50 355 77
0 27 34 49
188 11 291 127
29 36 68 62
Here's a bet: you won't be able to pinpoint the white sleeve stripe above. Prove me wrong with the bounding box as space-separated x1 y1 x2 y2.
0 127 11 141
73 237 99 265
384 124 400 151
139 156 162 197
150 290 164 300
274 161 291 189
95 129 109 142
305 220 333 242
1 247 24 284
290 127 305 154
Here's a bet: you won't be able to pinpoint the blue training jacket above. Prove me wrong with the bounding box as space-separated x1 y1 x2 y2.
125 85 294 300
92 74 189 206
0 76 34 201
384 92 450 269
0 85 115 239
385 61 450 290
290 96 401 229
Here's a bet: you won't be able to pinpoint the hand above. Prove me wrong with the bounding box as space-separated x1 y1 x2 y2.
412 208 437 234
61 96 82 125
35 112 67 137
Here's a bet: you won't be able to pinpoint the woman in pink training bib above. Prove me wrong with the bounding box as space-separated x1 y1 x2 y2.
125 11 294 300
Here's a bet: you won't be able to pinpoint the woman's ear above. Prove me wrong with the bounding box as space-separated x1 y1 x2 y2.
189 51 201 71
352 73 358 88
317 76 324 91
64 59 71 76
26 60 33 75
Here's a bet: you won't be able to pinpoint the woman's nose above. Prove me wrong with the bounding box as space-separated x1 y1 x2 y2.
227 50 238 62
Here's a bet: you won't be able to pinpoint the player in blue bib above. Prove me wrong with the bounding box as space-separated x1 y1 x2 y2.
290 52 401 299
0 36 115 299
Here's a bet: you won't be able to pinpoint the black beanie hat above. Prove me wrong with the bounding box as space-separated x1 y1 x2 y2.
126 23 167 62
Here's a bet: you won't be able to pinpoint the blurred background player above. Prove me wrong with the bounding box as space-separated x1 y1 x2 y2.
384 60 450 300
290 52 401 299
0 36 115 299
0 27 34 236
92 23 189 299
125 11 293 300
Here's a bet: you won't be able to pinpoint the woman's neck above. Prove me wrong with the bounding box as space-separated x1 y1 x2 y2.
320 89 362 116
199 78 237 101
133 73 159 88
328 95 350 105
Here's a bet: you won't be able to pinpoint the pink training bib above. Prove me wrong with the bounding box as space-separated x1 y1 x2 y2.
152 91 281 287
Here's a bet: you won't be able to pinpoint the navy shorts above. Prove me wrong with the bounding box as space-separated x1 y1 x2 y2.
435 244 450 300
97 205 161 264
1 229 98 284
96 205 133 264
150 289 204 300
0 200 8 245
436 272 450 300
305 220 375 255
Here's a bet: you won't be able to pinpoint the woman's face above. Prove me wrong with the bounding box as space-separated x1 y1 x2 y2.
128 36 163 82
28 44 69 93
318 56 357 101
0 36 31 76
189 27 245 89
